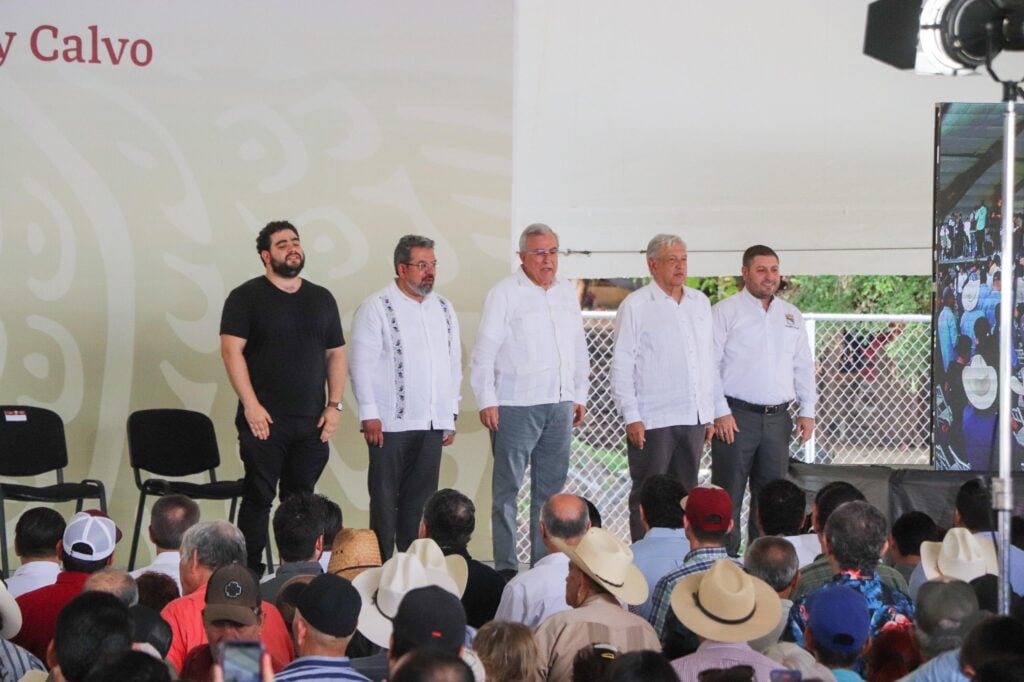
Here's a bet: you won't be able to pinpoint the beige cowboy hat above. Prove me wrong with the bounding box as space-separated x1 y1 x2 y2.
962 278 980 312
328 528 383 581
406 538 468 597
920 527 999 582
352 539 463 649
551 527 649 605
0 580 21 639
963 355 998 410
670 559 781 643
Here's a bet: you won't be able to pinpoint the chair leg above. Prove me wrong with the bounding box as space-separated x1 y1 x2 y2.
0 501 8 579
228 497 239 524
129 492 147 572
265 530 273 574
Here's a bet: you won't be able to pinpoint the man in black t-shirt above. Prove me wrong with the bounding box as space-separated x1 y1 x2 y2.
220 220 347 574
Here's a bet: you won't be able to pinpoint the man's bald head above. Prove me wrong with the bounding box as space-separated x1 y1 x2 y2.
541 494 590 543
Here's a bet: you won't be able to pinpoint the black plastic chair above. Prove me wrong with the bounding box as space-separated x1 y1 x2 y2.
126 409 245 571
0 405 107 577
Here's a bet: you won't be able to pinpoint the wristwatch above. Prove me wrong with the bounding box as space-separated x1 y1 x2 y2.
327 401 343 412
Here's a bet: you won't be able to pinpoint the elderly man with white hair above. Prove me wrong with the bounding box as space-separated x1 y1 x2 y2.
470 223 590 577
611 234 715 541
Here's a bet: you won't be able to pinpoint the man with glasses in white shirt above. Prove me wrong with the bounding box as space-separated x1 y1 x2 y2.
350 235 462 560
611 234 714 542
470 224 590 578
710 245 815 555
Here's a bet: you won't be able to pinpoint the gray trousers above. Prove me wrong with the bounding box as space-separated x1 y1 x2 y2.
627 424 706 541
367 429 443 560
710 406 792 555
491 402 573 571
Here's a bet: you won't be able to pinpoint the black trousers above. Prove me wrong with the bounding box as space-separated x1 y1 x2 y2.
236 413 329 572
367 429 443 560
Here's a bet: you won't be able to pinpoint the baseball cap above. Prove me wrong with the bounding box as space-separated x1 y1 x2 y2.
682 486 732 533
392 585 466 654
63 510 120 561
808 585 870 655
203 563 261 626
295 573 361 638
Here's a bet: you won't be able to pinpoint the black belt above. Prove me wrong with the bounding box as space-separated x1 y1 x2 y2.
726 396 790 415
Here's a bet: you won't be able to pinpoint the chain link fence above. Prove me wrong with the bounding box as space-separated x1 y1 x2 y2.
515 312 932 563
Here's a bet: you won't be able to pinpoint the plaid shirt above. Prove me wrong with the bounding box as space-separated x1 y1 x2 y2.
647 546 736 638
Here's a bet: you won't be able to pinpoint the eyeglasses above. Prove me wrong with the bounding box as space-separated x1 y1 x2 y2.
405 260 438 272
522 248 560 258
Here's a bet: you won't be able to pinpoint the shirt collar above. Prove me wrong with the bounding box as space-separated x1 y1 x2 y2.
389 279 433 304
740 285 775 310
515 266 561 290
646 282 688 303
643 527 686 539
684 546 730 562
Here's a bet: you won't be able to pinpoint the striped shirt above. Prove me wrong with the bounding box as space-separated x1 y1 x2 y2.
647 546 735 639
0 639 45 682
275 656 370 681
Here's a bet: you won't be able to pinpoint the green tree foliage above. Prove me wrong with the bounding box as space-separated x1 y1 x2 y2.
781 275 931 314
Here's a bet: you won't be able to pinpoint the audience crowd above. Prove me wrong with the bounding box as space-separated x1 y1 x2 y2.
0 475 1022 682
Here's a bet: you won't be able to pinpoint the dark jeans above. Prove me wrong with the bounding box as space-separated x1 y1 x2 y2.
710 406 792 555
627 424 706 541
367 429 443 560
236 413 329 572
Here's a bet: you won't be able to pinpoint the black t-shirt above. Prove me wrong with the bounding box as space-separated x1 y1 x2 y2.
220 276 345 417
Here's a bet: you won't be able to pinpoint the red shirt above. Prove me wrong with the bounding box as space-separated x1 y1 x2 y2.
12 571 90 662
161 582 294 673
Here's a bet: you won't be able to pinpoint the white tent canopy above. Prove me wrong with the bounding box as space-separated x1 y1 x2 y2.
514 0 1009 278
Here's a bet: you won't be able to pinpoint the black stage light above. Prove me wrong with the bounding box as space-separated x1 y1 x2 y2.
865 0 1024 75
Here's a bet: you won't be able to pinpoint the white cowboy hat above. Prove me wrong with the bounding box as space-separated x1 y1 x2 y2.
551 527 648 606
352 540 461 649
670 559 781 643
406 538 468 597
919 527 999 583
0 580 21 639
963 355 998 410
962 278 980 312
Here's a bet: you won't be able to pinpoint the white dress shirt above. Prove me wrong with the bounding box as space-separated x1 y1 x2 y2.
712 287 816 418
611 283 714 427
5 560 60 598
493 551 571 629
470 269 589 409
350 281 462 432
130 550 183 593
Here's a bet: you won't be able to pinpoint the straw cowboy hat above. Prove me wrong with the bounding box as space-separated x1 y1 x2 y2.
0 580 21 639
551 527 649 605
352 538 465 649
670 559 781 643
328 528 383 581
961 278 980 312
920 527 999 583
963 355 998 410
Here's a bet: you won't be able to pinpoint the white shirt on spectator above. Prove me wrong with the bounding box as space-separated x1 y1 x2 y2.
130 550 183 593
783 533 821 569
611 282 714 427
712 287 816 418
494 551 571 629
5 561 60 598
350 281 461 432
470 269 589 409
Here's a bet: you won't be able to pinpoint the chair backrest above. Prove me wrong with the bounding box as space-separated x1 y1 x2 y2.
0 406 70 477
127 409 221 477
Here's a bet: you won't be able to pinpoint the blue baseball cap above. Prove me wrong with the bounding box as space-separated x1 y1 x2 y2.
808 585 869 654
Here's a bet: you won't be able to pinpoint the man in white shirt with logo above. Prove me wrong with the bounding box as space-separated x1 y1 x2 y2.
470 224 590 576
350 234 462 560
611 234 714 542
711 245 815 555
